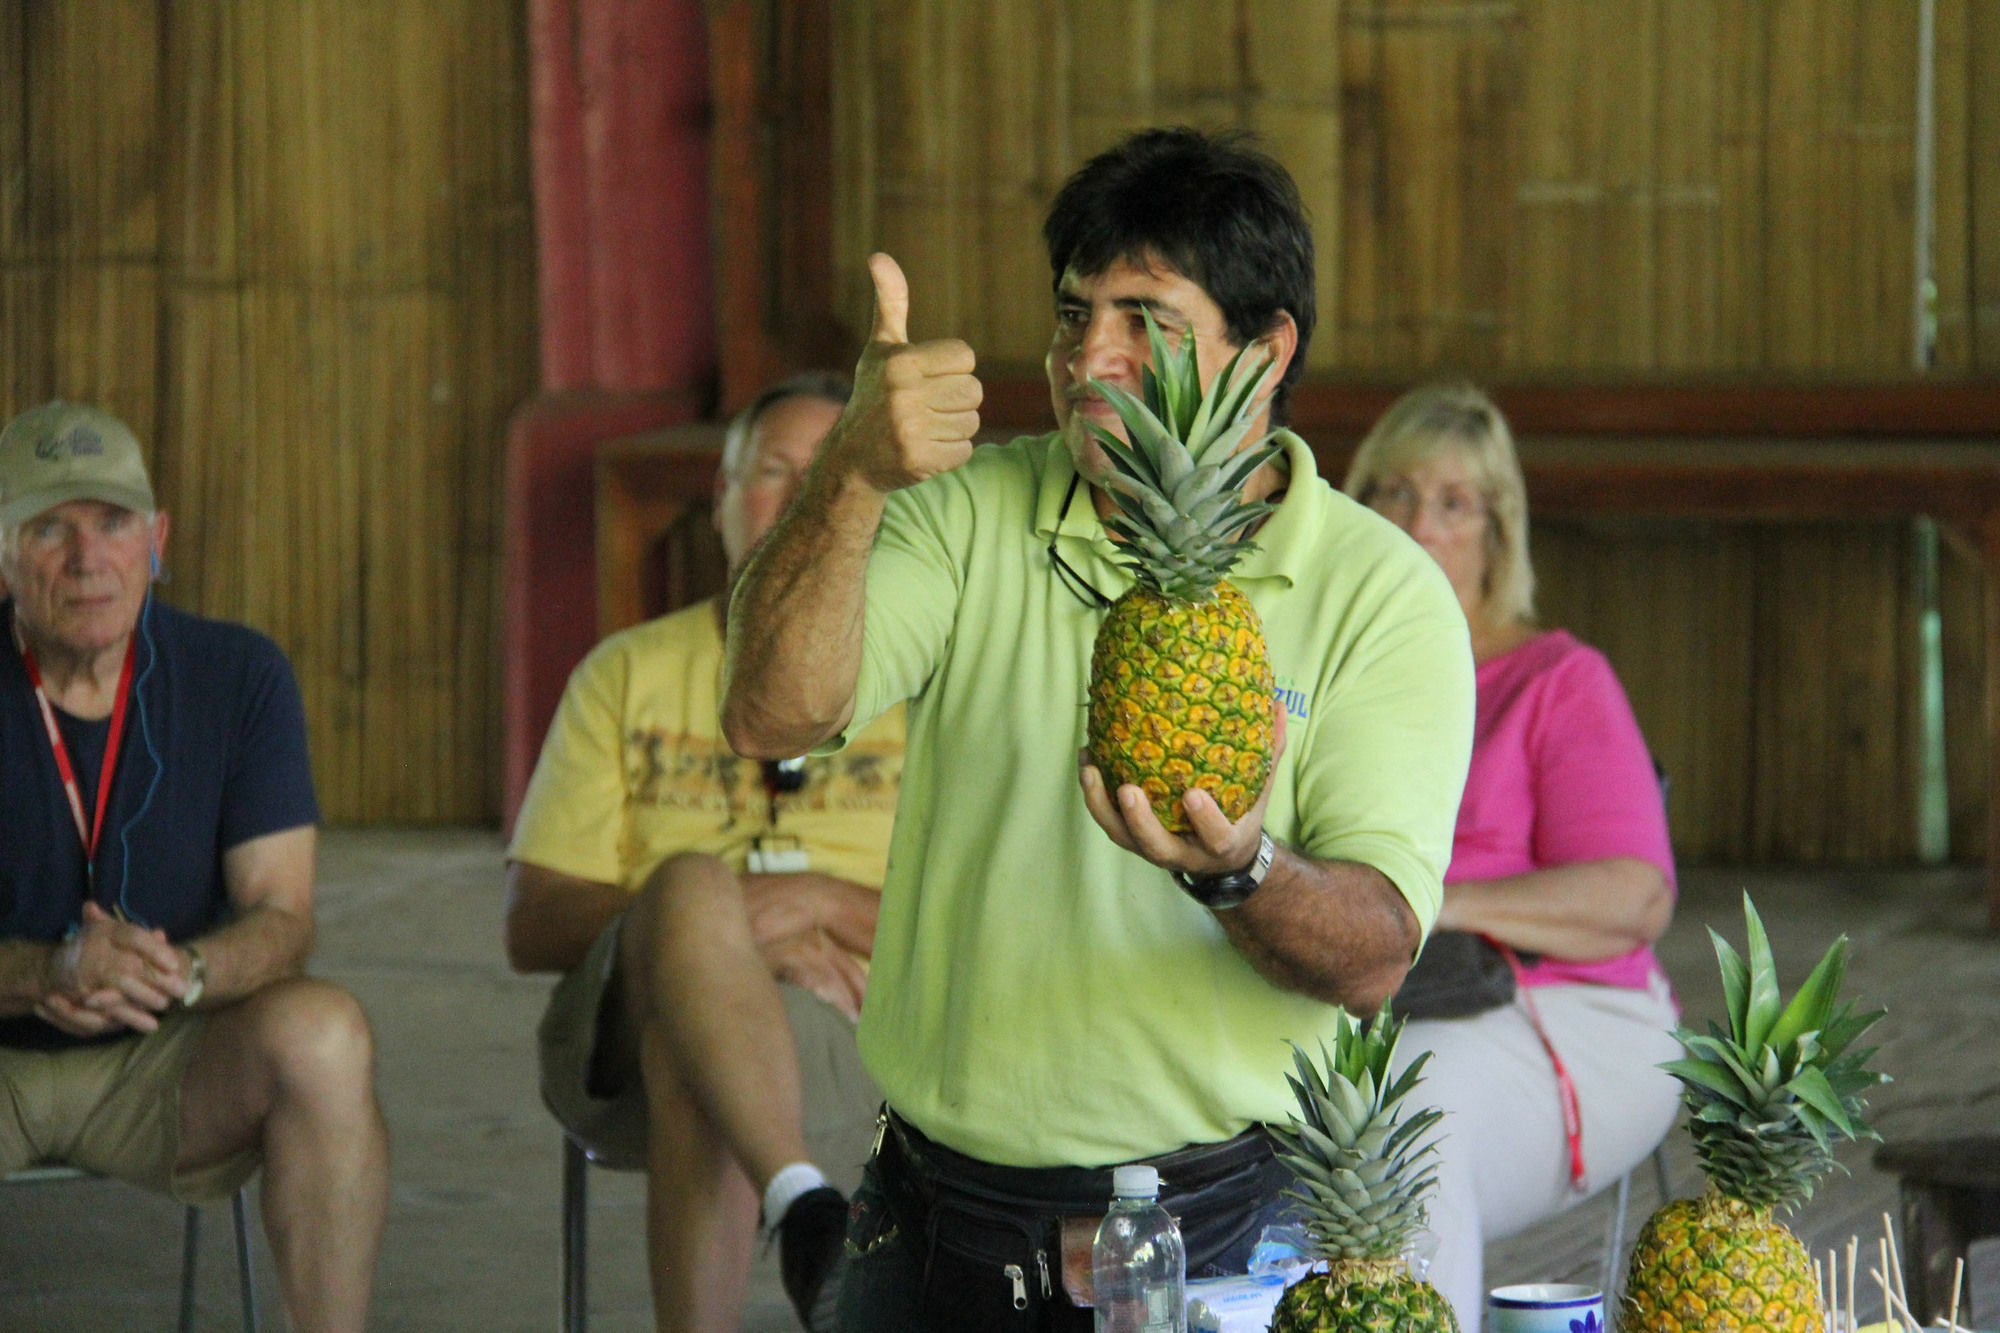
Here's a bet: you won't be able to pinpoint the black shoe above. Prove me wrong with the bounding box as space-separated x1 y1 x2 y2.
777 1185 850 1332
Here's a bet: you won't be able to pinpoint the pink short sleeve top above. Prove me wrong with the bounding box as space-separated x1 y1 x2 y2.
1452 630 1675 994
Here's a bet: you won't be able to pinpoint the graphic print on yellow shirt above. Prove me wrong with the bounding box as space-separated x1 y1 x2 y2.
509 598 904 898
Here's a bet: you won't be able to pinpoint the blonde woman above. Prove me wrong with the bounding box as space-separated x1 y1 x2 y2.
1345 383 1680 1317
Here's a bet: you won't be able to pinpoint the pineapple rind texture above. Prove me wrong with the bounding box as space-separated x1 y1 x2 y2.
1087 582 1275 830
1618 1190 1822 1333
1271 1265 1460 1333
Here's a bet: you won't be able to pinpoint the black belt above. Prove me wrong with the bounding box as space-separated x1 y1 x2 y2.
886 1109 1277 1214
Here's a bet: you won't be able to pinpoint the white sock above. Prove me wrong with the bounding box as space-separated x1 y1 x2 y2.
763 1161 830 1228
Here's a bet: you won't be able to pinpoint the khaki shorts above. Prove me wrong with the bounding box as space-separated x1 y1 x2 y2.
0 1010 261 1204
539 912 883 1182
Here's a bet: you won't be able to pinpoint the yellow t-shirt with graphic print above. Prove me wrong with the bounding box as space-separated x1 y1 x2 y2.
509 599 903 904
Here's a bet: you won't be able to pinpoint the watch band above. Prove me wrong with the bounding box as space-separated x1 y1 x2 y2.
1174 830 1276 910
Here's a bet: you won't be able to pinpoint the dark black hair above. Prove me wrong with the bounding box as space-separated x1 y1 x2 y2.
1042 127 1315 424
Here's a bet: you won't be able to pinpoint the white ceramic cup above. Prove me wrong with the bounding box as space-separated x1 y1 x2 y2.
1486 1282 1605 1333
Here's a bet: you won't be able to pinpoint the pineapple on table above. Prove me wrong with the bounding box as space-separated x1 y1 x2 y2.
1268 1005 1462 1333
1621 894 1889 1333
1083 310 1283 832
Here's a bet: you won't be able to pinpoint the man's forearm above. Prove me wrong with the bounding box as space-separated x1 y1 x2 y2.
1213 847 1421 1013
722 455 886 759
185 903 314 1008
0 939 57 1016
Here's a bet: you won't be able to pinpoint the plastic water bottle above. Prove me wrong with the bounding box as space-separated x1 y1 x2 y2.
1093 1164 1187 1333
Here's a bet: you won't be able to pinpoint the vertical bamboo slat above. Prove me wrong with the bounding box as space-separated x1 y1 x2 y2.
1972 3 2000 369
1931 0 1971 368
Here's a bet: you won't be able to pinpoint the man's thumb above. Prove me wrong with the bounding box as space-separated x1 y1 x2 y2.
868 252 911 345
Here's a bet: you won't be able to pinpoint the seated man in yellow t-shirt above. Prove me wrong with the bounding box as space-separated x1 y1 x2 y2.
505 373 903 1333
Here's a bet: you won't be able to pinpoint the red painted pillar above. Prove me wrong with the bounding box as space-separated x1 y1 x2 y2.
502 0 717 824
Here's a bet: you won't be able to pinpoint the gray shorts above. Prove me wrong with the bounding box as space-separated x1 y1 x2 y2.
538 912 884 1182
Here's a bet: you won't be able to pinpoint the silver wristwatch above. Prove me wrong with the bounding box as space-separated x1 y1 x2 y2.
180 945 207 1008
1173 830 1276 910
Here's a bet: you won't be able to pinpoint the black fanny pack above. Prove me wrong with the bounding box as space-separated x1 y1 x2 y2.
876 1110 1286 1327
1393 929 1537 1019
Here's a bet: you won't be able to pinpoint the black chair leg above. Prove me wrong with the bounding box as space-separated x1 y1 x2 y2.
233 1187 259 1332
562 1136 590 1333
179 1204 202 1333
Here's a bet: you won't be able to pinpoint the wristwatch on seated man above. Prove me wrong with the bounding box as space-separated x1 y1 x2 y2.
1173 830 1275 911
180 944 207 1009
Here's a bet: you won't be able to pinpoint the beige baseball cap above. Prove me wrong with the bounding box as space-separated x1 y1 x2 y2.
0 401 156 527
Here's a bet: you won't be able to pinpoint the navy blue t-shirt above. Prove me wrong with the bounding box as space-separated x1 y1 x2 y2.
1 597 318 1048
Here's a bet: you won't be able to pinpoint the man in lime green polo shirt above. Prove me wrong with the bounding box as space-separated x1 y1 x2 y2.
723 128 1474 1331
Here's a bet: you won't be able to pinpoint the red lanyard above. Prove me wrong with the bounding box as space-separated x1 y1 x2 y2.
1489 937 1589 1192
15 627 136 886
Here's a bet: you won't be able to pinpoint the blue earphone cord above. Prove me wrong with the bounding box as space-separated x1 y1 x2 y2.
111 592 164 924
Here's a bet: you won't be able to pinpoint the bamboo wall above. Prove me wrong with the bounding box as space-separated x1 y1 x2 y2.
829 0 2000 863
1 3 536 824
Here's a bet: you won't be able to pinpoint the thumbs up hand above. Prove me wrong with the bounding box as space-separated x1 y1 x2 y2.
827 253 981 494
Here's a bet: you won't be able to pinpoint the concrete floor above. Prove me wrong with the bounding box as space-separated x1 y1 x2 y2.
2 829 1995 1330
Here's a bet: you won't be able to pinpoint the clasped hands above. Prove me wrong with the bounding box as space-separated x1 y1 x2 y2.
38 901 193 1037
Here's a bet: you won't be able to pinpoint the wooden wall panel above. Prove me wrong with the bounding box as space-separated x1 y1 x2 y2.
4 1 537 824
1931 0 1971 369
1335 3 1513 372
828 0 1981 380
1511 1 1657 371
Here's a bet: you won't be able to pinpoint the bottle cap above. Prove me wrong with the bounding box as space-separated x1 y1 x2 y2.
1111 1164 1160 1199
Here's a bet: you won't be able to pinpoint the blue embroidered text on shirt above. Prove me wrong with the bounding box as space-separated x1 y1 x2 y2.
1275 684 1312 720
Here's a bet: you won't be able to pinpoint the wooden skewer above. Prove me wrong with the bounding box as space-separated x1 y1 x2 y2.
1885 1212 1908 1310
1849 1237 1861 1333
1947 1254 1964 1332
1815 1257 1826 1331
1878 1247 1895 1331
1869 1263 1922 1333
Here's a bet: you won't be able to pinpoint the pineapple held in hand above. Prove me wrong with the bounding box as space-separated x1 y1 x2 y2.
1268 1005 1461 1333
1621 894 1888 1333
1083 311 1282 832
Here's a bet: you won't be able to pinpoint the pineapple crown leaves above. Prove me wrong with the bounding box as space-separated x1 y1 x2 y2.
1268 1006 1446 1262
1084 308 1285 600
1661 893 1889 1210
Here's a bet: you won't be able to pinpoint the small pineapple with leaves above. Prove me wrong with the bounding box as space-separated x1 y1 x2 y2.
1620 894 1888 1333
1083 312 1282 832
1268 1004 1461 1333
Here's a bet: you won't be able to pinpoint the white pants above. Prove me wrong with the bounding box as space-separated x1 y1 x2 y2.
1396 980 1682 1323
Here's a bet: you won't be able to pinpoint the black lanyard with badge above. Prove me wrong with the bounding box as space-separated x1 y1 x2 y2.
749 757 811 873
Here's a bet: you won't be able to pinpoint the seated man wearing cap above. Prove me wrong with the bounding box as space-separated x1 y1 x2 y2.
0 401 387 1333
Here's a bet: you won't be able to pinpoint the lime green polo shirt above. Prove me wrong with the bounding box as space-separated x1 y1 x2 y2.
839 431 1473 1166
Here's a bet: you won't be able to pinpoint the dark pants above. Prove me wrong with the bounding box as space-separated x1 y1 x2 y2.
835 1111 1293 1333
